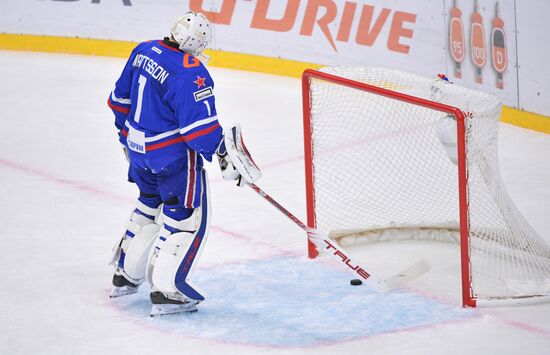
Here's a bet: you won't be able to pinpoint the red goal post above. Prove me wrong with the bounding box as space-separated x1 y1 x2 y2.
301 68 550 307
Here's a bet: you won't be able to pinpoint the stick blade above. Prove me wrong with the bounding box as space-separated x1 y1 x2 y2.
382 258 431 292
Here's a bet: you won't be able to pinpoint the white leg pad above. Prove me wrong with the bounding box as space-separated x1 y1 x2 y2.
163 208 201 232
109 213 158 266
122 223 161 283
150 231 196 295
146 226 169 286
110 204 160 285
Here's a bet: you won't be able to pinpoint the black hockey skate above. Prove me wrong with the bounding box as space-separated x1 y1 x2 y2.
110 273 139 298
149 291 199 316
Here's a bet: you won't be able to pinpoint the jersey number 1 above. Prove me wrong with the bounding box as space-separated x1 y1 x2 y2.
203 100 212 116
135 74 147 123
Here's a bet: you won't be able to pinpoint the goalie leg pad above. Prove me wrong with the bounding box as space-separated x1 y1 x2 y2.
150 231 201 299
122 223 161 283
147 170 211 302
110 200 160 285
145 207 201 285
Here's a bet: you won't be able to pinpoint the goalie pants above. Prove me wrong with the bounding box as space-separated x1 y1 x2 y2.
127 149 203 223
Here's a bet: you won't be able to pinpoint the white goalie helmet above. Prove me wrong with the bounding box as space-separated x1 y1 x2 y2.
170 11 212 55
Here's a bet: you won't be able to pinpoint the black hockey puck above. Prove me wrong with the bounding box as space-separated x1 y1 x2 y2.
350 279 363 286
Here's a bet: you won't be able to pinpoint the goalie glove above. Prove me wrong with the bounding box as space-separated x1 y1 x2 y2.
216 125 262 187
216 139 242 185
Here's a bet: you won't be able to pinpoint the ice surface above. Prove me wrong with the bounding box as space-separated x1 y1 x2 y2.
0 51 549 354
113 256 476 348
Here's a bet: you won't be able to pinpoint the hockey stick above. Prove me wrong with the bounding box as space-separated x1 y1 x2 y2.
247 182 431 293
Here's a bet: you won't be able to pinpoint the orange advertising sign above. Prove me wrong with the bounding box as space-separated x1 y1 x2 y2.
491 3 507 89
449 1 465 78
450 11 465 62
470 0 486 83
190 0 417 54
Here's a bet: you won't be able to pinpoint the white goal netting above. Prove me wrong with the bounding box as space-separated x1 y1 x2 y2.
305 67 550 304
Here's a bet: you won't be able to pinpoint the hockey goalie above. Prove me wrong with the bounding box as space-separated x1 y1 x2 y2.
106 12 261 316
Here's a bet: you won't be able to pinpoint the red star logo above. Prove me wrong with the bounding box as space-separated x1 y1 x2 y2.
193 76 206 89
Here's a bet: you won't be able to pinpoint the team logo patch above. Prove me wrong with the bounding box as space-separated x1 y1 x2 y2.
193 75 206 89
194 87 213 101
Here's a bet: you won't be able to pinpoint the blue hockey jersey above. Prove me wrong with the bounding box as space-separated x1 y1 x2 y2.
107 39 222 169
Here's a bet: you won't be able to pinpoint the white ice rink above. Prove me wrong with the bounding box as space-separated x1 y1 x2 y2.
0 50 549 354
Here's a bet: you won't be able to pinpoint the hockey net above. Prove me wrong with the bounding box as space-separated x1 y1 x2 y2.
302 67 550 307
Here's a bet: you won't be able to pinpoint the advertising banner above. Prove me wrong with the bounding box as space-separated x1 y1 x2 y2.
189 0 446 78
0 0 548 116
443 0 517 109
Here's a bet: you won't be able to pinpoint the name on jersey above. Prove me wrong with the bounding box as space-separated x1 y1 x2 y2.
194 87 213 102
132 54 169 84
